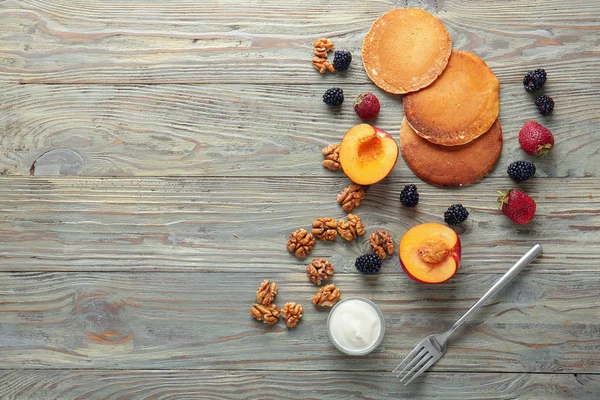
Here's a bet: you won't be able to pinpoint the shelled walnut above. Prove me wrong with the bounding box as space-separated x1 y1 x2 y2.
313 57 335 73
306 258 334 285
322 143 341 170
337 184 366 212
287 229 316 258
312 284 340 307
250 303 280 325
337 214 365 241
369 230 395 260
314 38 334 55
256 279 278 305
281 302 303 328
312 217 337 241
312 38 335 74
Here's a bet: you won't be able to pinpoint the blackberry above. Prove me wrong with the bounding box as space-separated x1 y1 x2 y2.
355 254 382 274
444 204 469 226
507 161 536 182
400 184 419 207
323 87 344 106
535 94 554 115
523 69 547 92
332 50 352 71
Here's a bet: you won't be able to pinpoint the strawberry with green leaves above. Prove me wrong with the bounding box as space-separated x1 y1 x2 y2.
497 189 536 224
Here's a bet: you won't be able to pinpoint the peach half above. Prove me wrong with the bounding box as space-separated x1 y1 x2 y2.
339 124 399 185
399 223 461 284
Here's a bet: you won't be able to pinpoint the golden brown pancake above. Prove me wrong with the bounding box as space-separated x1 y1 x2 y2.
400 117 502 187
403 50 500 146
362 8 452 94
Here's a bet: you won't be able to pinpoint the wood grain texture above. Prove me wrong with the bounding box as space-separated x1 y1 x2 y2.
0 176 598 273
0 82 597 177
0 0 598 85
1 0 600 396
0 271 599 372
0 370 598 400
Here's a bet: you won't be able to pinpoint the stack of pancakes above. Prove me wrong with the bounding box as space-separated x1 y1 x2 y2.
363 8 502 187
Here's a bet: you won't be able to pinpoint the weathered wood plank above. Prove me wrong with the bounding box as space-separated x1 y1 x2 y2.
0 271 599 372
0 176 598 273
0 370 598 400
0 82 597 177
0 0 597 396
0 0 598 84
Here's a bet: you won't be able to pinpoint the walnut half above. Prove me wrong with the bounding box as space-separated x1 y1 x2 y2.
369 230 395 260
337 214 365 241
313 57 335 74
287 229 316 258
256 280 278 306
322 143 341 170
313 38 334 58
250 303 280 325
312 217 337 241
337 184 366 212
306 257 334 285
312 284 340 307
281 302 303 328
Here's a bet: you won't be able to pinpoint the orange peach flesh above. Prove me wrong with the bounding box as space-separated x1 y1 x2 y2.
339 124 399 185
400 223 460 284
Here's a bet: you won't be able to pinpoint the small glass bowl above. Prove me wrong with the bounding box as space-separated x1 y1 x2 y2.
327 297 385 356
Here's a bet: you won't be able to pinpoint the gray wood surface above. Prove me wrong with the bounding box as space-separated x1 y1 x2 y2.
0 270 599 373
0 370 598 400
1 0 599 398
0 0 597 85
0 177 598 273
0 82 597 177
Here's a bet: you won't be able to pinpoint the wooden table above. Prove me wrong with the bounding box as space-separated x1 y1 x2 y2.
0 0 599 398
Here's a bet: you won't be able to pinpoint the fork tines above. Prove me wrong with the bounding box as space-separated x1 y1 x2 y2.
393 339 439 385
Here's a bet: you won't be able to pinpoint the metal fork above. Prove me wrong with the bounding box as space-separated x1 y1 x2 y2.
393 244 543 385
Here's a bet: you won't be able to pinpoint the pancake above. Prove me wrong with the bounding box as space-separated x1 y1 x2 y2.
403 50 500 146
400 117 502 187
362 8 452 94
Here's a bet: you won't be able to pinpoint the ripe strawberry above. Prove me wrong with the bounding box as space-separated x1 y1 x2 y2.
354 93 380 120
518 121 554 156
497 189 536 224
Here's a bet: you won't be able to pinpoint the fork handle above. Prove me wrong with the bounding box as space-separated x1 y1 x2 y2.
444 244 543 339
